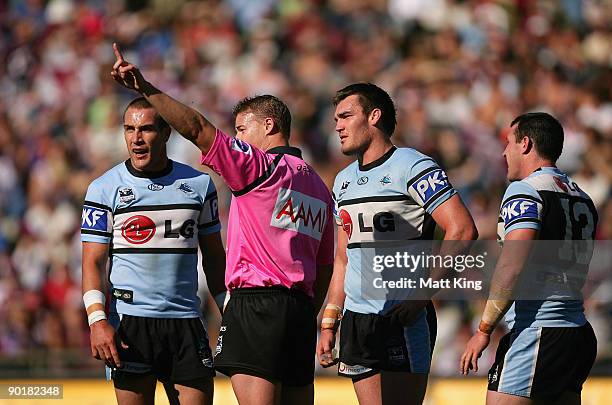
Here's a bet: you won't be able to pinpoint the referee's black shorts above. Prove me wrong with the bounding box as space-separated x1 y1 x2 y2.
214 287 316 386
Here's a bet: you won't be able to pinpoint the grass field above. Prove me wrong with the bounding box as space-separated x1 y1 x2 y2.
0 377 610 404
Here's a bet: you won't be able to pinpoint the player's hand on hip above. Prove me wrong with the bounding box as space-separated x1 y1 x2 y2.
459 331 490 376
89 320 128 369
387 299 428 326
317 329 338 368
110 43 146 92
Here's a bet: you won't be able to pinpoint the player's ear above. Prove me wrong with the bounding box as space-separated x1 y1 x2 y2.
264 117 275 136
521 136 532 155
368 108 382 127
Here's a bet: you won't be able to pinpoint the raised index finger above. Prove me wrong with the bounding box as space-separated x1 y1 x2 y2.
113 42 124 63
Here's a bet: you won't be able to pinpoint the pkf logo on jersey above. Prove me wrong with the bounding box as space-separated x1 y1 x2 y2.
410 168 449 205
271 188 327 240
82 206 109 232
122 215 156 244
339 209 353 238
501 198 539 225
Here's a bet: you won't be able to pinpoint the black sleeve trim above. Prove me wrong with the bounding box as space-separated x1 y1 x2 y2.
81 229 112 237
501 193 543 207
405 162 440 189
504 217 541 230
83 200 112 211
232 153 284 197
198 219 221 229
422 185 454 210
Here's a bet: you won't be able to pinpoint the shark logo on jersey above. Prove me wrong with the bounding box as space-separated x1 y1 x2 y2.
119 187 135 203
501 198 539 225
380 175 392 186
82 207 109 232
178 182 194 194
410 168 449 205
231 138 252 155
339 209 353 238
122 215 156 244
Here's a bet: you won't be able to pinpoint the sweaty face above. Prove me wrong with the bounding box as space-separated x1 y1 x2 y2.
123 108 169 172
503 130 524 181
235 111 268 149
334 95 371 156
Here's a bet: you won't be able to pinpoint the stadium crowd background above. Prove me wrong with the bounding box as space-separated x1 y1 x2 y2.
0 0 610 378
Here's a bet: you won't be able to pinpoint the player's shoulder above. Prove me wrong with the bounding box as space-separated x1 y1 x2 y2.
392 146 433 164
502 178 542 204
87 161 126 191
333 160 358 189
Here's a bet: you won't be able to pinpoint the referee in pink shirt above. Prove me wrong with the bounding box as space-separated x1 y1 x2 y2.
112 44 334 405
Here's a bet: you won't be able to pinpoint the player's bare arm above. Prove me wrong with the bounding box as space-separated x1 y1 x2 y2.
198 233 227 314
317 226 348 367
460 228 536 375
111 43 217 154
82 241 126 369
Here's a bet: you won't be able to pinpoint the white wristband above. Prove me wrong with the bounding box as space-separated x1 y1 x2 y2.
88 310 107 326
83 290 106 310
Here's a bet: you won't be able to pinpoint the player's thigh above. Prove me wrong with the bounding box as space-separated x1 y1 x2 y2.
353 372 428 405
230 374 279 405
486 390 578 405
163 377 213 405
280 383 313 405
113 373 157 405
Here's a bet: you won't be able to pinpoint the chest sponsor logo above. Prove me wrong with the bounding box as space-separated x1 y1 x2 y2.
501 198 538 224
119 187 136 203
272 188 327 240
121 215 156 244
147 183 164 191
410 169 449 204
82 207 108 231
357 176 369 185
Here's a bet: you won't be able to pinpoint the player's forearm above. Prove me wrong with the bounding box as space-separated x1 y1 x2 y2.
203 256 226 297
82 243 110 325
313 264 333 313
139 81 217 154
326 258 347 307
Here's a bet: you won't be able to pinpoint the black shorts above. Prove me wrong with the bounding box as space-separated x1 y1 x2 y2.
108 314 215 385
338 303 437 380
488 322 597 400
214 287 316 386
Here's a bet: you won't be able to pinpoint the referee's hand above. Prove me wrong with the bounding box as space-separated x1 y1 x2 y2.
89 320 128 369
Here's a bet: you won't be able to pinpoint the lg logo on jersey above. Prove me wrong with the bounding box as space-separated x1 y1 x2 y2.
121 215 196 244
338 210 395 238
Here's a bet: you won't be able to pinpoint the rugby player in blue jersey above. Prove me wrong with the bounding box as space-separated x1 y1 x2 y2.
461 113 598 405
81 97 226 405
318 83 478 405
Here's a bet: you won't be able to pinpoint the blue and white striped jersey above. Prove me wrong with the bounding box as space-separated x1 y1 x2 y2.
332 147 456 315
81 160 221 318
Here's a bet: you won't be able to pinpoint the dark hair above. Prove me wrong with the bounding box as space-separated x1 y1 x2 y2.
333 83 397 137
232 95 291 139
510 112 564 162
123 97 170 133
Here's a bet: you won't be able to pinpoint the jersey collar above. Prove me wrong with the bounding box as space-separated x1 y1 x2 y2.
125 159 174 179
359 146 396 171
267 146 303 159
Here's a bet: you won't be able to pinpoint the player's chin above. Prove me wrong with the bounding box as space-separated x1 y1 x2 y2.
130 155 150 170
340 143 358 156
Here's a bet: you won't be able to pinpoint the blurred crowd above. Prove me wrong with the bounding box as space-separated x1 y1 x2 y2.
0 0 610 377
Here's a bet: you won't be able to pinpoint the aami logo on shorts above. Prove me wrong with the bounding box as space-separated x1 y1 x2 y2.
339 209 353 238
338 362 372 376
271 188 327 240
501 198 538 224
122 215 156 244
410 168 449 204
